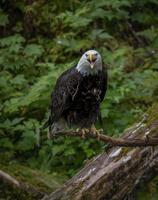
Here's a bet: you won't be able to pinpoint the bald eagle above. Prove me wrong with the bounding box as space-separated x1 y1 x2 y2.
44 50 107 137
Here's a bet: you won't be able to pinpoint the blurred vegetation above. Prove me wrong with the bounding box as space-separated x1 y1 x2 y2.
0 0 158 199
0 162 66 199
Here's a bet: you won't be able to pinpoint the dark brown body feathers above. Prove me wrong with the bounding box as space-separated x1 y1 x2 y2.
44 66 107 130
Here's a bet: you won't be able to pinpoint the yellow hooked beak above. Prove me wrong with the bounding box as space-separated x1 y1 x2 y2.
88 54 94 69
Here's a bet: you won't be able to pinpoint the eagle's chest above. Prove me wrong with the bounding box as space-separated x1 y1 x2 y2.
74 76 101 107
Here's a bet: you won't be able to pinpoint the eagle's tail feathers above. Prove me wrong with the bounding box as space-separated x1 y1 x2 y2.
44 118 66 139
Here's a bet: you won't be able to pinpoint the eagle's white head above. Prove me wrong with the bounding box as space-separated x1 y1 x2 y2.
76 50 102 76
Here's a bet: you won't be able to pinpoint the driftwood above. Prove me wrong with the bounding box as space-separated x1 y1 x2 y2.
42 104 158 200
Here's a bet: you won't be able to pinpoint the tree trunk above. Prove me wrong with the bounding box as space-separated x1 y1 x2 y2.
42 104 158 200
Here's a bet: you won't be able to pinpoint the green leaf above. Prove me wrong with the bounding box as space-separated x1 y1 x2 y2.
0 138 13 149
0 34 25 47
24 44 44 57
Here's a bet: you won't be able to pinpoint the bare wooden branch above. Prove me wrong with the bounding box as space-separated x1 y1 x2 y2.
50 125 158 147
0 170 21 187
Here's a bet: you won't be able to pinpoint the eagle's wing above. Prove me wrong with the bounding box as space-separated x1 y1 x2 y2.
44 67 81 128
98 67 108 125
100 67 108 102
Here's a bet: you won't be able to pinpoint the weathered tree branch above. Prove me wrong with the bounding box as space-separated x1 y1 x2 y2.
51 130 158 147
42 104 158 200
50 117 158 147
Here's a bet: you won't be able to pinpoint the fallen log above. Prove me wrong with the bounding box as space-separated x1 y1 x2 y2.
42 104 158 200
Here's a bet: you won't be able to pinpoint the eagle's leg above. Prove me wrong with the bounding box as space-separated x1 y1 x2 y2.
76 128 89 139
90 125 103 140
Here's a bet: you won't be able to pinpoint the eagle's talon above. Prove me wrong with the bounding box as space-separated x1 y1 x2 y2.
97 129 103 140
91 126 102 141
76 128 89 139
81 130 86 139
99 128 103 133
97 132 101 141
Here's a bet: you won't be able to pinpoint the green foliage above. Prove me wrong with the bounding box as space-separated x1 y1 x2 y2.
0 0 158 198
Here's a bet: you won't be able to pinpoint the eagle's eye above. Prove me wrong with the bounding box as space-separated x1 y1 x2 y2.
85 53 88 57
94 53 98 56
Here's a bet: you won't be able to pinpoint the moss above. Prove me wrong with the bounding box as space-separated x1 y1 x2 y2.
120 147 131 156
0 162 66 199
146 103 158 127
0 182 36 200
